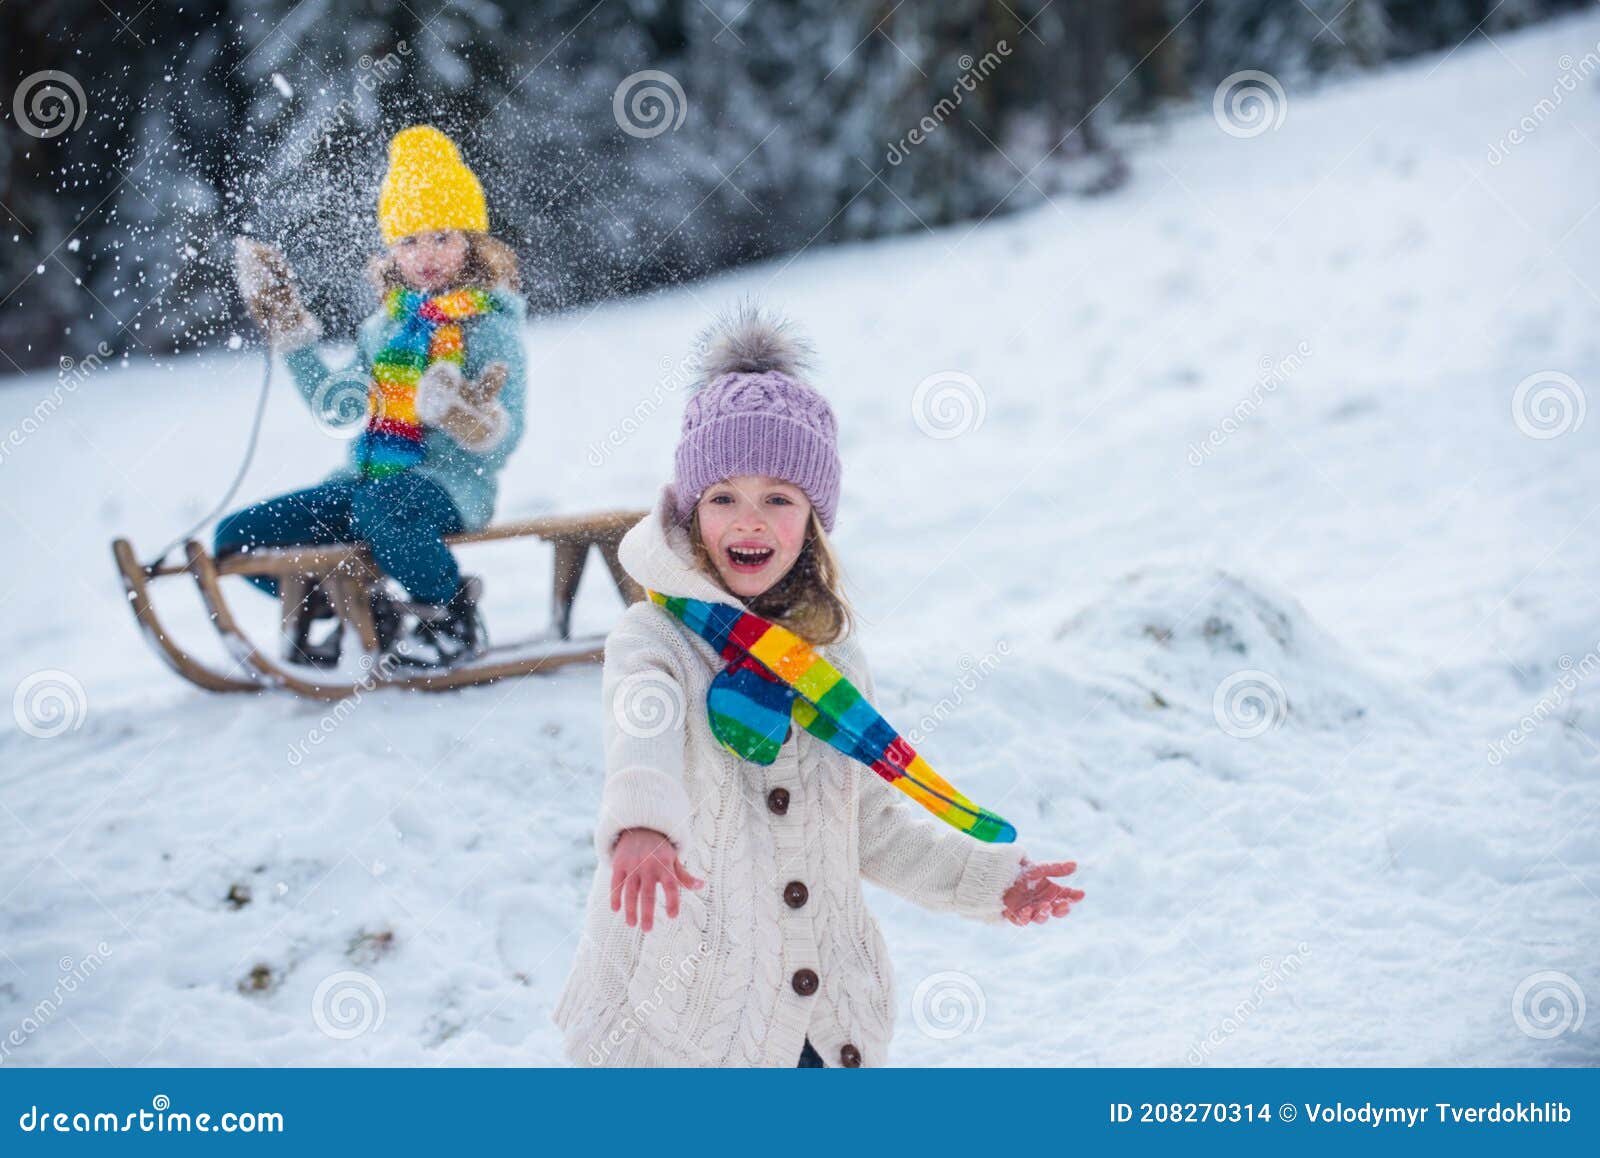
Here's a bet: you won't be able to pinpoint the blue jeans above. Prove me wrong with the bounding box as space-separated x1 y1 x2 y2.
214 474 465 604
797 1037 824 1067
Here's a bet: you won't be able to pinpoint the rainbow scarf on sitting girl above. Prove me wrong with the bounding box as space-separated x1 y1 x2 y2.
648 591 1016 843
359 286 497 478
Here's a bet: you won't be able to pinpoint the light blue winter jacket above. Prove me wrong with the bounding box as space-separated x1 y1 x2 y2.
281 288 528 531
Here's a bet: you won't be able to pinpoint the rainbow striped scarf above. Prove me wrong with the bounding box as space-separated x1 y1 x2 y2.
648 591 1016 843
359 287 498 478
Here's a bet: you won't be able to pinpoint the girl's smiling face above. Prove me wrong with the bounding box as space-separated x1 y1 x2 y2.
391 229 469 292
695 476 812 599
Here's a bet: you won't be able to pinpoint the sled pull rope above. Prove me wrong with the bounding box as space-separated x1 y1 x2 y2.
144 347 274 571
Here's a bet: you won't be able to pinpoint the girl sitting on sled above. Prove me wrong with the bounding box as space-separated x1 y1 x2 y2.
218 125 526 669
552 308 1085 1067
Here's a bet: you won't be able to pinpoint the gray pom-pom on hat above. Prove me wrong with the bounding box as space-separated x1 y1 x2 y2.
674 303 841 531
693 301 814 386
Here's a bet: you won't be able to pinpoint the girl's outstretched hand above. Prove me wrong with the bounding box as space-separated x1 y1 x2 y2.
610 827 705 933
1002 858 1084 926
231 237 321 351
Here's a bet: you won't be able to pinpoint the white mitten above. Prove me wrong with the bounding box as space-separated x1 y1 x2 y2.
232 237 323 351
416 361 510 452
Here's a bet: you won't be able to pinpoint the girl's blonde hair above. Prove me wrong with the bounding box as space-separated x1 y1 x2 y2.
365 232 521 294
689 506 853 646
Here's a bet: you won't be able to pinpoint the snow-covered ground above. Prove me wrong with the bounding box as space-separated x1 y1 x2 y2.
2 13 1598 1066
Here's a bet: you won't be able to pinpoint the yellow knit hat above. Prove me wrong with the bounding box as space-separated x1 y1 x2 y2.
377 126 489 245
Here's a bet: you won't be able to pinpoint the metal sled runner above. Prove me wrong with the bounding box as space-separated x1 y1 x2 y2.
111 509 648 700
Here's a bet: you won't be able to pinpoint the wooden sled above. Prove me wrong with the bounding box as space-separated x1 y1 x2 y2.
112 509 648 701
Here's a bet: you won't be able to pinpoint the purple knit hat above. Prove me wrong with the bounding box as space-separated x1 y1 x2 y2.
672 307 841 531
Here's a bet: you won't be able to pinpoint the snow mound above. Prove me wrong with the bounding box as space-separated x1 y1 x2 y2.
1054 566 1413 741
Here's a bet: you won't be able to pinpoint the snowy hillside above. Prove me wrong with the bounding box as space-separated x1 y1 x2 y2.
2 13 1597 1066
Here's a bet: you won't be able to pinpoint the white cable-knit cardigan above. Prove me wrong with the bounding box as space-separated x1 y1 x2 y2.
551 487 1029 1067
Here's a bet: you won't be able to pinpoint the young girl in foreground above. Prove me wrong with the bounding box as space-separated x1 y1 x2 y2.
553 310 1083 1067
